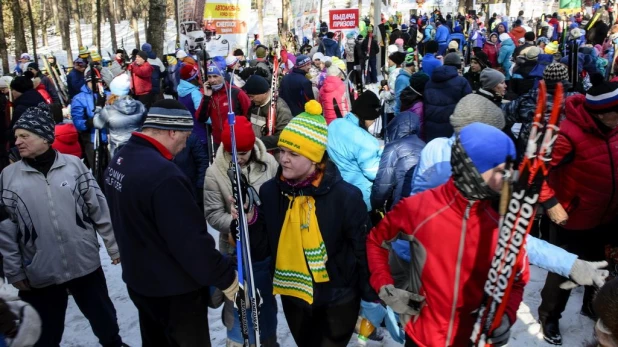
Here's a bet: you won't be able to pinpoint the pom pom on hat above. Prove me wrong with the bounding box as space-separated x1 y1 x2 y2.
221 116 256 153
141 43 152 52
109 74 131 96
545 41 559 54
278 105 328 162
304 100 322 116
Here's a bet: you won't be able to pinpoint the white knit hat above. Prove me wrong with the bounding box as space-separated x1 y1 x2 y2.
109 74 131 96
176 50 187 59
0 76 13 89
388 44 399 55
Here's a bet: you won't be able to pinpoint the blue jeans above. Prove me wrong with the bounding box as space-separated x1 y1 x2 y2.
227 257 277 345
366 57 378 83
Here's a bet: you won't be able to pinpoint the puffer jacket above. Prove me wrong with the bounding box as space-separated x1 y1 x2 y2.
204 139 278 251
367 179 529 347
279 68 315 117
540 94 618 230
319 76 350 124
71 84 108 144
52 123 82 158
128 61 153 96
319 38 340 57
482 41 500 68
327 112 383 211
394 69 412 114
0 152 119 287
94 96 146 155
423 65 472 142
388 67 401 91
177 80 207 144
251 161 378 305
247 97 293 150
66 69 85 99
370 111 425 210
498 38 515 80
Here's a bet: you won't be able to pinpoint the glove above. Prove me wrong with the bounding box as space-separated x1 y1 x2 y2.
222 271 239 301
360 300 386 328
384 306 405 344
560 259 609 290
378 284 424 316
85 118 94 130
487 315 511 346
4 300 41 347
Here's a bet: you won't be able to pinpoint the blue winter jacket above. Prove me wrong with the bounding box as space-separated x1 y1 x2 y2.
435 25 450 44
449 33 466 52
279 68 315 117
394 69 412 114
177 80 208 145
498 38 515 80
319 38 341 57
327 112 383 211
423 24 434 42
423 65 472 142
421 53 441 77
393 135 578 277
67 69 85 99
370 111 425 210
71 84 108 143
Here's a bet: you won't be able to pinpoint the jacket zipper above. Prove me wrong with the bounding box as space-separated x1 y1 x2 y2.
445 201 474 347
42 169 70 279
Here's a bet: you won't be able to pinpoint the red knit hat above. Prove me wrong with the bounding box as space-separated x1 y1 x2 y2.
180 63 199 81
221 116 256 153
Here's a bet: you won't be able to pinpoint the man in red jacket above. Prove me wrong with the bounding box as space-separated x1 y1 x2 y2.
127 51 154 109
367 122 529 347
195 64 251 153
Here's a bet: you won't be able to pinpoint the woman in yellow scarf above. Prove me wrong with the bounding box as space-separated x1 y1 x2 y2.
242 101 379 347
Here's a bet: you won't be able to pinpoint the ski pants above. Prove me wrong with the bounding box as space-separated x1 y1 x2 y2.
538 222 618 321
281 294 359 347
438 42 448 56
19 267 122 347
128 286 212 347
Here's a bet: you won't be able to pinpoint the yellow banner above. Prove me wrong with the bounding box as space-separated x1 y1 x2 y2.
204 3 247 19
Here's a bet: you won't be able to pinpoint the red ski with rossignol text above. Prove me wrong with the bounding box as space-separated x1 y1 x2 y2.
471 81 564 346
267 42 280 137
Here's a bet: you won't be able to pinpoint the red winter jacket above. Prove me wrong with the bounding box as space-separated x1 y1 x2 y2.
128 61 153 96
52 123 82 158
318 76 350 124
196 83 251 145
367 179 529 347
540 94 618 230
482 41 501 68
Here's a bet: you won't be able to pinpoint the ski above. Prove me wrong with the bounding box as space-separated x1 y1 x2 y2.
225 70 262 347
267 41 280 137
471 81 564 346
41 54 68 106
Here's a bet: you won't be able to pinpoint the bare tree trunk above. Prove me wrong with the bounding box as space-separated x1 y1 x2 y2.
106 0 118 52
257 0 264 39
147 0 164 54
118 0 126 20
26 0 37 64
50 0 61 39
282 0 290 33
72 0 84 48
358 0 362 19
129 1 140 48
92 0 98 47
0 0 9 74
41 0 49 47
12 0 27 58
59 0 73 67
96 0 102 53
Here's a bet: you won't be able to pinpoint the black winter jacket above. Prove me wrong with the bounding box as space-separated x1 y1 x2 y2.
250 161 379 306
371 111 425 210
173 133 209 208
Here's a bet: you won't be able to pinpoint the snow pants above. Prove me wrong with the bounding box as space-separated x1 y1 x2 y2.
128 286 212 347
366 57 378 84
281 294 360 347
19 267 122 347
538 223 618 321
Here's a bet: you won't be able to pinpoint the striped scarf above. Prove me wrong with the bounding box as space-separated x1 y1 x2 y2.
273 195 329 304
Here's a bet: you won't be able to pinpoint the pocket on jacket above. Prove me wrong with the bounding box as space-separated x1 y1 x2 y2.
24 250 54 286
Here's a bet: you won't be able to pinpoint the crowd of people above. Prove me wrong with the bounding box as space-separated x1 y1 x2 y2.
0 4 618 347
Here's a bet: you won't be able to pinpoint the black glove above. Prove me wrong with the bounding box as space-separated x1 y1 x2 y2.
487 315 511 347
85 118 94 130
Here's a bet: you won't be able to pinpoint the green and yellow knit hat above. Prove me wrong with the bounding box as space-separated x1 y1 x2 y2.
79 46 90 58
278 100 327 163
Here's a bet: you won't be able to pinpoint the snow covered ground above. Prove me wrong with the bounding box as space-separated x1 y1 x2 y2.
33 232 593 347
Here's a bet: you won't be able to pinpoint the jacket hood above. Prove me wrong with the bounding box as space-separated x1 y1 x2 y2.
320 76 344 94
276 159 343 197
323 38 338 48
79 84 92 94
177 79 199 97
565 94 618 137
431 65 459 82
111 95 146 116
213 137 271 181
500 38 514 47
54 123 79 145
386 111 421 142
14 89 45 107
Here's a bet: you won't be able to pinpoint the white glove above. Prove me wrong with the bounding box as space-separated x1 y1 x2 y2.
560 259 609 290
5 300 41 347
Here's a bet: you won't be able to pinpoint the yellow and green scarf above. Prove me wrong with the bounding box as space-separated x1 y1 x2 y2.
273 195 329 304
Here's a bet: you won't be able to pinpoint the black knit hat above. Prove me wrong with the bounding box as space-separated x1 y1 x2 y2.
388 52 406 66
13 103 56 144
10 76 34 93
524 31 536 41
471 51 489 69
352 92 381 121
143 99 194 131
409 71 429 95
116 49 124 54
27 63 40 72
243 75 271 95
137 50 148 61
233 49 245 56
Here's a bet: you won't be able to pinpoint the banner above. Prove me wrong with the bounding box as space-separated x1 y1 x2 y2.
329 9 359 30
560 0 581 9
291 0 320 41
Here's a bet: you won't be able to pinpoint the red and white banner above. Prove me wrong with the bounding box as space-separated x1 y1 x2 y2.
329 9 359 30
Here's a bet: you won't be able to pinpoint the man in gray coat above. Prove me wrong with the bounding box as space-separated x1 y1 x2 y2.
0 103 125 347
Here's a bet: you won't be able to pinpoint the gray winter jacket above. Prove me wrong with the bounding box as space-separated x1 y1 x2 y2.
94 96 147 155
0 152 119 288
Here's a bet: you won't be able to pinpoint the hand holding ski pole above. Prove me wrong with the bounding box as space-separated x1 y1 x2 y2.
378 284 425 316
229 196 254 222
546 203 569 225
560 260 609 289
222 271 240 301
486 315 511 347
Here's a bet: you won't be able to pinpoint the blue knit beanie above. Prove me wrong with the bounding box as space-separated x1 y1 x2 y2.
459 123 516 174
141 43 152 52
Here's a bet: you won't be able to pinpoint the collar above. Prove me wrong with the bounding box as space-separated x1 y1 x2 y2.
132 132 173 160
20 149 64 172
